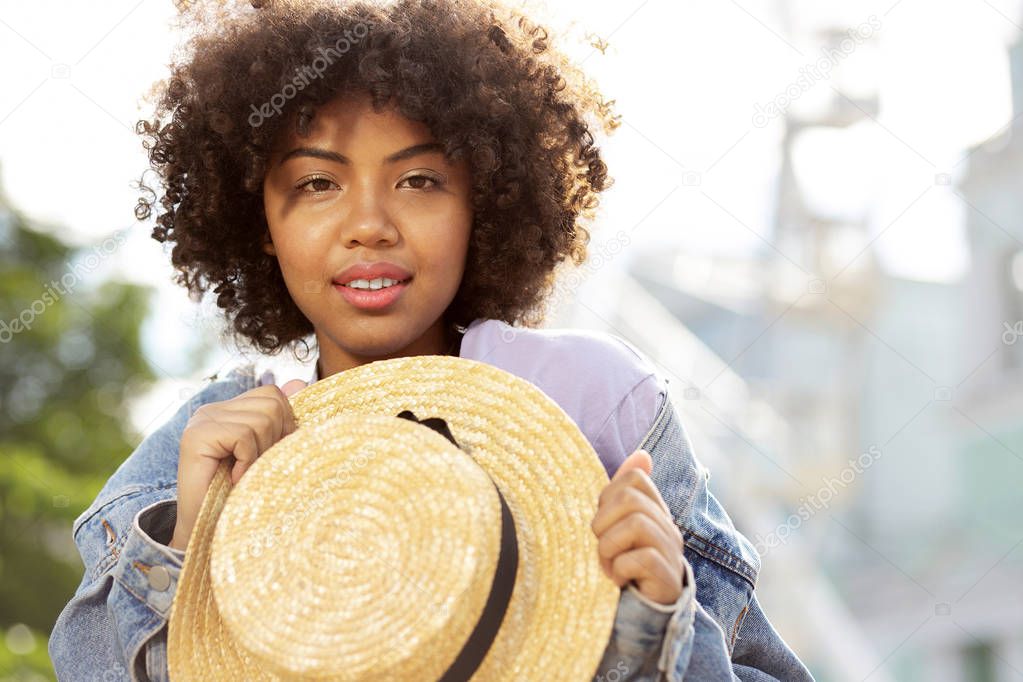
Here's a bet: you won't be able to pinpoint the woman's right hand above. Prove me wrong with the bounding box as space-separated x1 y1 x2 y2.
169 379 307 551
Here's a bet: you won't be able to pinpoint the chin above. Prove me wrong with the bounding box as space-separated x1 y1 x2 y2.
327 325 414 358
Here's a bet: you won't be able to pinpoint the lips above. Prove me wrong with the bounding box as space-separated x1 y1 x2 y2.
332 261 412 286
333 279 409 311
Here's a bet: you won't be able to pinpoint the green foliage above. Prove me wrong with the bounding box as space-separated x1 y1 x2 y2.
0 624 55 681
0 185 195 677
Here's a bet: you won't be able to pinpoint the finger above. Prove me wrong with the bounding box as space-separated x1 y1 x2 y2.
188 420 259 474
233 384 296 414
595 514 682 582
232 455 255 485
229 428 261 485
608 545 665 588
596 511 683 565
611 449 652 482
281 379 307 398
601 459 671 519
609 546 679 603
599 553 612 580
278 387 300 433
212 392 295 440
180 431 255 489
273 383 302 432
228 424 260 465
592 485 671 538
203 406 281 454
228 388 298 435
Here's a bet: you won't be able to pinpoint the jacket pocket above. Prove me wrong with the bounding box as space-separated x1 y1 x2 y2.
74 484 177 581
682 539 754 656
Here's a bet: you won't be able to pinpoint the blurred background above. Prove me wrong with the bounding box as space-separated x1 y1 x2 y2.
1 0 1022 679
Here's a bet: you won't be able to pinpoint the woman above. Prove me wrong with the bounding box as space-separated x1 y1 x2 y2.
48 0 813 679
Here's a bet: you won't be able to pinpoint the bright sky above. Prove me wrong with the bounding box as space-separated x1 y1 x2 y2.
1 0 1020 432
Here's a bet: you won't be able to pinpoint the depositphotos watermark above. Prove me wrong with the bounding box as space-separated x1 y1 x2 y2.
752 15 882 128
594 660 630 682
248 21 374 128
753 444 882 555
547 229 632 311
0 228 128 344
1003 320 1023 345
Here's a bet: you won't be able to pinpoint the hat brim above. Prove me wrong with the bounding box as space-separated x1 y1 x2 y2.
168 355 620 680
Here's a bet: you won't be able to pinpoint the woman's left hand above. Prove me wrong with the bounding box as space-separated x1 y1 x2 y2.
591 449 686 605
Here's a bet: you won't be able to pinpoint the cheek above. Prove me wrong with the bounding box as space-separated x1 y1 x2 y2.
428 216 472 283
438 203 473 258
263 188 335 271
274 222 335 275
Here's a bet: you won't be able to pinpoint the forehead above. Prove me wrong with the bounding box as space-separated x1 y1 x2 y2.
274 93 434 154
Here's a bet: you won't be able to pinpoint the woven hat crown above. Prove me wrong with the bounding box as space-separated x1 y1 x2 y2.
167 355 620 681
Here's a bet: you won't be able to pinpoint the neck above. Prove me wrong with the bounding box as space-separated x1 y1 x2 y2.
314 322 463 381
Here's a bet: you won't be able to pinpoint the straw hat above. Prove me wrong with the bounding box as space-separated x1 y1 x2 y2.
166 355 620 680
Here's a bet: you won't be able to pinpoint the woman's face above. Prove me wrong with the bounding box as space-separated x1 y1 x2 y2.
262 92 474 376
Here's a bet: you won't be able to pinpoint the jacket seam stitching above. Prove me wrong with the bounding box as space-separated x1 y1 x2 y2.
644 397 760 587
644 398 711 558
125 614 169 682
682 533 758 587
82 484 179 580
637 387 669 451
73 484 152 539
729 603 749 652
641 398 695 507
113 572 171 620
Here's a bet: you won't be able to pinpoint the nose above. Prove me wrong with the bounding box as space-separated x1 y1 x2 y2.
338 185 400 248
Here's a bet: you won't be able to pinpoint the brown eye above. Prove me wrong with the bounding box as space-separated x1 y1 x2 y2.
297 176 337 193
399 174 441 190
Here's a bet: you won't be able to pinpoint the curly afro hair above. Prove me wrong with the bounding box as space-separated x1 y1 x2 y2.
135 0 621 357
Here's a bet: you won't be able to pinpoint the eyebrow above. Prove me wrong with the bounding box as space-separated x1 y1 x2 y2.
277 142 446 167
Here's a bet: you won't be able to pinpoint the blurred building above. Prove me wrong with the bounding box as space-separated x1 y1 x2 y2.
562 12 1023 682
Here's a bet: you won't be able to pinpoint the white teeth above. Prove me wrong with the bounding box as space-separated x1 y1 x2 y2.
344 277 404 290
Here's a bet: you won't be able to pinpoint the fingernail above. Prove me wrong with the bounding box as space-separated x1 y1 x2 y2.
259 369 274 386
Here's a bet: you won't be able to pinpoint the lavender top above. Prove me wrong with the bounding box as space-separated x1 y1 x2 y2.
261 318 667 478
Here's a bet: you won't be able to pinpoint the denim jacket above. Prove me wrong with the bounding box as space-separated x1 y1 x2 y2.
48 362 813 681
